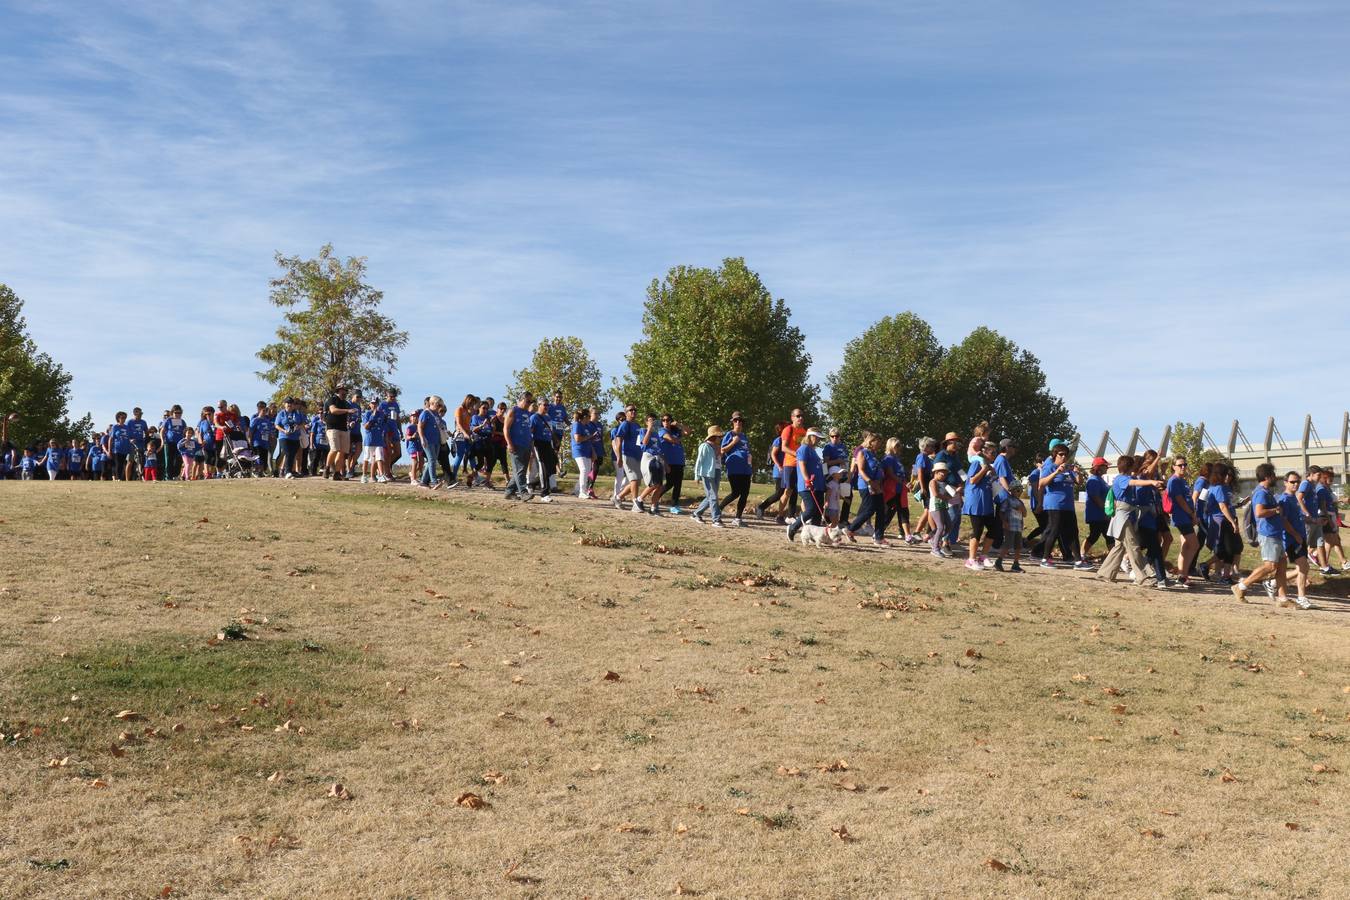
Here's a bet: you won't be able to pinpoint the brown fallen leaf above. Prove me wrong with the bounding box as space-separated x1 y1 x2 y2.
46 757 71 768
734 807 751 816
456 791 488 809
984 858 1010 872
776 766 802 777
674 823 689 834
1102 686 1122 696
481 770 507 785
113 710 142 721
170 723 185 733
1157 809 1179 816
266 771 284 783
1312 764 1338 774
1071 673 1091 683
89 778 109 788
964 648 981 659
835 780 861 792
1285 822 1301 831
109 743 126 758
327 783 353 800
831 824 855 842
616 822 649 834
817 759 849 773
1139 828 1163 838
602 670 621 682
1220 771 1239 783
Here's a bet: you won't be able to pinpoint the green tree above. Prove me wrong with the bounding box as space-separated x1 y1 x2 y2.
1169 421 1229 473
0 283 92 447
256 245 409 404
616 258 819 457
932 326 1073 456
506 336 608 413
824 312 945 446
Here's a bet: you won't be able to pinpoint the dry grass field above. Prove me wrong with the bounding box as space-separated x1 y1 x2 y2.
2 479 1347 899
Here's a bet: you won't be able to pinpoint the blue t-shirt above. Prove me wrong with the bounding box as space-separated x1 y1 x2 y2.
1112 473 1137 507
770 437 783 481
641 426 665 459
570 422 589 458
197 418 216 447
1166 475 1192 526
962 458 994 515
1136 483 1159 529
1315 483 1335 517
404 423 422 454
1279 491 1306 546
992 454 1014 502
418 408 442 446
378 400 402 431
547 403 568 431
1296 479 1319 518
160 417 185 443
854 449 881 493
1207 483 1230 522
1026 467 1040 513
43 448 62 470
310 415 328 446
67 447 84 470
250 415 275 446
822 441 846 468
796 443 824 493
882 454 905 490
89 448 105 470
125 418 148 448
470 414 491 440
275 409 304 439
1039 459 1075 511
530 412 552 443
721 431 751 476
933 449 961 486
1252 485 1284 538
178 437 201 458
21 455 37 473
614 420 640 459
361 410 385 446
659 427 685 466
913 453 933 488
108 424 130 454
505 407 532 448
1085 474 1108 522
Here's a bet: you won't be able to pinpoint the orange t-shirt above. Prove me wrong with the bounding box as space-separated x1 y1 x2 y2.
780 424 805 470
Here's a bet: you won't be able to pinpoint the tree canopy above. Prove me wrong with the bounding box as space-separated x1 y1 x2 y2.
616 258 819 456
256 245 409 403
825 315 1073 456
0 283 92 447
506 336 608 413
1169 421 1230 474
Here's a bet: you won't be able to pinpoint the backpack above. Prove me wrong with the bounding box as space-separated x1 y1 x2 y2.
1161 484 1173 515
1241 503 1258 546
1104 488 1115 518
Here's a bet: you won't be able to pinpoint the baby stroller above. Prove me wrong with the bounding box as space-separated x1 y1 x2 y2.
221 438 260 478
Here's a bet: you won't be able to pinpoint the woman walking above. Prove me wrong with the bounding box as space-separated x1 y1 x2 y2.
845 433 887 546
691 425 726 527
718 413 753 527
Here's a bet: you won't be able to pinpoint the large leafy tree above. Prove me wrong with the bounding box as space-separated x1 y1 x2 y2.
824 312 945 446
932 326 1073 456
0 283 92 447
256 245 409 403
616 258 819 456
1169 420 1229 473
506 336 608 412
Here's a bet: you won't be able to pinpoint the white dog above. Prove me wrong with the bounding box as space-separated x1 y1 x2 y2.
798 523 842 547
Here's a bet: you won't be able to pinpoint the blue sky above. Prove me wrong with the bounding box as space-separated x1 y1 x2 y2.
3 1 1349 447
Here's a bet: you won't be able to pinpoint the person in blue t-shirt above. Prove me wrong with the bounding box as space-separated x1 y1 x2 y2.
20 447 37 480
503 394 536 499
1081 457 1112 562
378 390 403 468
610 405 643 508
1165 457 1200 584
67 442 86 480
786 429 827 541
1316 468 1347 572
249 407 275 474
1233 463 1295 604
658 416 686 513
528 400 557 501
273 398 306 480
755 424 789 522
1277 471 1315 608
634 413 668 514
1033 444 1084 568
571 409 598 500
716 412 754 526
359 400 386 484
546 391 568 472
106 412 132 481
911 437 937 542
961 440 998 569
1204 463 1242 582
1097 455 1165 586
37 439 63 480
845 433 887 545
160 405 186 479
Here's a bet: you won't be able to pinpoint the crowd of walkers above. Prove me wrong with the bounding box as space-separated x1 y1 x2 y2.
6 390 1346 609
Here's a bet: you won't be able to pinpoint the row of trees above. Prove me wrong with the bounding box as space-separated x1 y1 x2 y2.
2 250 1073 460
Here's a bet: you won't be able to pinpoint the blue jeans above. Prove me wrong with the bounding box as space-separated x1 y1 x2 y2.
507 447 532 497
450 437 470 479
849 491 885 537
945 504 962 546
420 441 440 486
694 473 722 522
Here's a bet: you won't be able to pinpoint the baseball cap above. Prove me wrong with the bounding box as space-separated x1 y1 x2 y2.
1091 456 1108 467
1048 438 1065 451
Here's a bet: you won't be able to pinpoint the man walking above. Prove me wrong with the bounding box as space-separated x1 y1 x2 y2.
323 386 359 481
504 392 536 501
1233 463 1294 604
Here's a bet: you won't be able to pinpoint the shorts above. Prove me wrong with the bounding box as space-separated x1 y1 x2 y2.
622 455 641 484
643 455 665 487
361 445 385 463
967 513 997 542
326 430 350 453
1306 520 1323 545
1258 534 1286 563
1174 522 1195 536
1286 542 1308 562
1085 520 1109 545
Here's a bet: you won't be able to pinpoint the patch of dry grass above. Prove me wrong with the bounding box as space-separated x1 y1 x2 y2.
1 480 1347 898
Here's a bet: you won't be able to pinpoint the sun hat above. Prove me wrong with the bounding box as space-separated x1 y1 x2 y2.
805 429 824 439
1091 456 1108 467
932 461 949 474
706 425 724 438
827 465 843 475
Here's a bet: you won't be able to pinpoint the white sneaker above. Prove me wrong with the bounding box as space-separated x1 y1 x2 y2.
1293 596 1315 610
376 475 388 483
691 514 704 524
1262 580 1277 600
632 501 642 513
360 474 369 484
711 520 725 528
964 559 982 571
284 472 295 480
539 494 553 503
734 518 745 528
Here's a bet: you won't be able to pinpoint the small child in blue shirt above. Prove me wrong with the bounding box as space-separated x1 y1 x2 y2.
20 448 37 480
38 440 63 480
143 436 162 481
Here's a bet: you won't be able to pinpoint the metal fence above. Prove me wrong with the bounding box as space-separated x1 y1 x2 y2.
1071 413 1350 491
